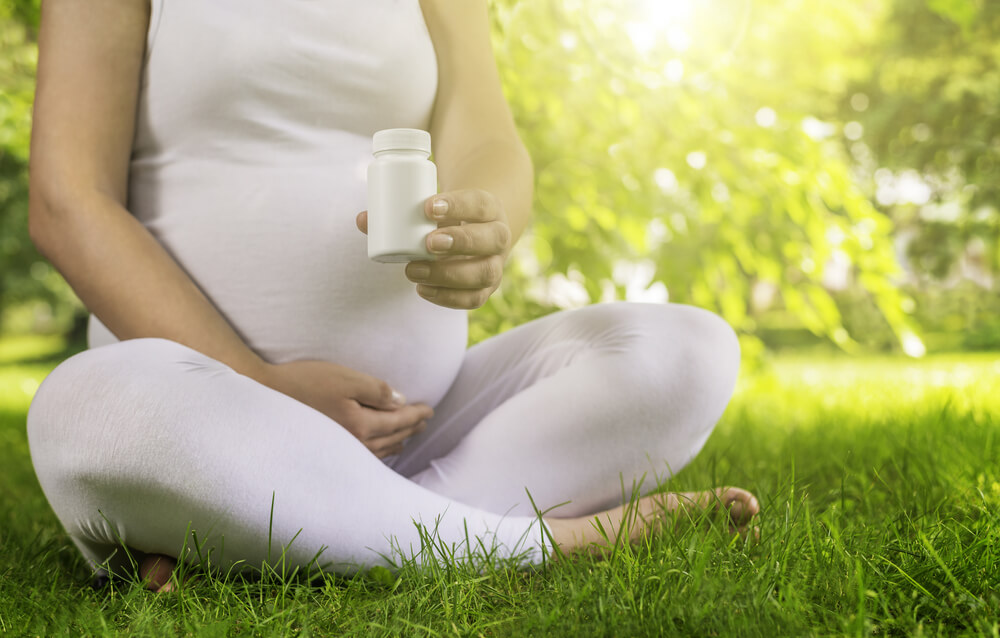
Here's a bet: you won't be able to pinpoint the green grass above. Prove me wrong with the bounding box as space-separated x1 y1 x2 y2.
1 334 999 637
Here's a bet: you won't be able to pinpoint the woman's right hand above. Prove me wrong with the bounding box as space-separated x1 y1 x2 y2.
257 360 433 458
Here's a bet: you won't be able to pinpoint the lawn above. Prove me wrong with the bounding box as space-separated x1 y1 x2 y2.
1 334 999 637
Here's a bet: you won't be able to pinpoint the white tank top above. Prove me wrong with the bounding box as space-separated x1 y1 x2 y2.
88 0 468 406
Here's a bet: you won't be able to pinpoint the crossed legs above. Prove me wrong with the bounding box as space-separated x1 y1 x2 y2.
26 302 757 590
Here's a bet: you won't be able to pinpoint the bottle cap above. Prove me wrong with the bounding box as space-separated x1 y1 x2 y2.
372 128 432 155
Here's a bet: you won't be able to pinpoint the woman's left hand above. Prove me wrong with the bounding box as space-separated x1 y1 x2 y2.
356 189 511 309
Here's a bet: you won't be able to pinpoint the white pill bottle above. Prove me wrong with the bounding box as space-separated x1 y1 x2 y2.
367 128 438 263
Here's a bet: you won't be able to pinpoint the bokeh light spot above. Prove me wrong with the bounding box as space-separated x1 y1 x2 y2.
755 106 777 128
686 151 707 169
850 92 870 112
654 167 678 192
663 59 685 82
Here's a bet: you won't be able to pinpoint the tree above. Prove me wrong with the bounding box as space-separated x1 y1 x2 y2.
0 5 76 334
474 0 918 354
2 0 993 356
842 0 1000 282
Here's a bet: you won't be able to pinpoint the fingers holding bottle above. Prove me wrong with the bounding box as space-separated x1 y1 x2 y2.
405 189 511 309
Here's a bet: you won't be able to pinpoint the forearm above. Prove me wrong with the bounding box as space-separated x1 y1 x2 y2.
30 191 269 382
437 140 534 260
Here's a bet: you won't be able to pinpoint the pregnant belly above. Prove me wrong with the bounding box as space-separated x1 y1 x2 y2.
107 155 468 407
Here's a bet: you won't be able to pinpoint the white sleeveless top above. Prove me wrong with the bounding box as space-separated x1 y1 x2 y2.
88 0 468 406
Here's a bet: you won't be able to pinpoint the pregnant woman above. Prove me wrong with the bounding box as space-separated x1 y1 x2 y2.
26 0 758 592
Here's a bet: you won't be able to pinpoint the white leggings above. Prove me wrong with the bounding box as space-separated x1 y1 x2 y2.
27 302 740 576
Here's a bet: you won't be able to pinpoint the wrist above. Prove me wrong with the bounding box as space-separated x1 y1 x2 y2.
235 353 275 388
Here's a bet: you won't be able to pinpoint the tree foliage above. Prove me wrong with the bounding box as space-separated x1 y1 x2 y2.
0 0 995 354
474 0 918 352
842 0 1000 283
0 7 62 332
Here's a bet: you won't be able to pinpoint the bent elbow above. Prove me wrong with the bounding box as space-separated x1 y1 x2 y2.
27 187 52 257
27 175 61 258
27 165 89 257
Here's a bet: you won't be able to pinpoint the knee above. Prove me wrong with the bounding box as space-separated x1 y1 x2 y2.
27 338 213 471
29 338 198 414
672 304 741 393
613 303 741 414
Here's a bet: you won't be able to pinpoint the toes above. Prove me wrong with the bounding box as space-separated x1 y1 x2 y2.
729 523 762 543
719 488 760 527
139 554 177 592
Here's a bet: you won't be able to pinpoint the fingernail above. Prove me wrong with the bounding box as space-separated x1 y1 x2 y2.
428 233 453 253
391 390 406 406
431 198 449 219
418 285 438 299
407 263 431 281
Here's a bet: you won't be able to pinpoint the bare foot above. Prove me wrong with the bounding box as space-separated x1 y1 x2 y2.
545 486 760 556
139 553 178 592
135 488 759 584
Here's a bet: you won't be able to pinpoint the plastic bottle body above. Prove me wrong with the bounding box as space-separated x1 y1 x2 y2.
367 129 438 263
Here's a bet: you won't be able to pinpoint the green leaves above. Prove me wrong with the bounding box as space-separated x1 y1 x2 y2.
0 18 35 161
473 0 924 353
0 2 989 352
926 0 981 34
0 12 82 334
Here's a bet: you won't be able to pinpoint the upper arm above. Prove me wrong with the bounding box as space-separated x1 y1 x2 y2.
29 0 150 226
418 1 527 180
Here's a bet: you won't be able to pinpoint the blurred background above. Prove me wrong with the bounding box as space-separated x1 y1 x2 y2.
2 3 997 629
0 0 998 362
